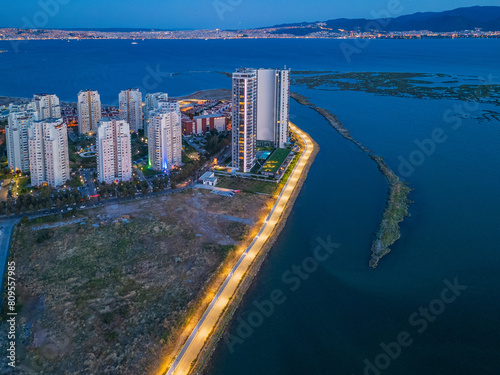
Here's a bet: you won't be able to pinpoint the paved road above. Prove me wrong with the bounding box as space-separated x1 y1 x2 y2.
0 179 11 202
164 123 314 375
79 169 97 197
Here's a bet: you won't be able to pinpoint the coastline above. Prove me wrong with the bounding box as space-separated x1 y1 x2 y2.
161 124 318 375
290 92 411 268
0 89 232 108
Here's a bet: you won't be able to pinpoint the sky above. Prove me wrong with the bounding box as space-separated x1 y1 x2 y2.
0 0 498 30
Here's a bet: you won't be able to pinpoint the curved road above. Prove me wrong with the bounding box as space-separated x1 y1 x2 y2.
164 123 314 375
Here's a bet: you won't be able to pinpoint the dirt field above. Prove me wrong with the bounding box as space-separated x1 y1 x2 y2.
0 188 273 375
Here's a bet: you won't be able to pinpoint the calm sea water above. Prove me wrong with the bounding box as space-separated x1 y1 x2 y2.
1 39 499 374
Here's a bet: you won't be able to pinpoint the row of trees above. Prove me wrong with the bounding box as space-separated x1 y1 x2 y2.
205 130 231 155
97 175 172 199
171 156 207 186
0 128 228 216
0 187 85 216
151 176 170 192
97 179 149 200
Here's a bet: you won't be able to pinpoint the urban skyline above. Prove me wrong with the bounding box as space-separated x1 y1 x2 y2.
0 3 499 375
0 1 498 30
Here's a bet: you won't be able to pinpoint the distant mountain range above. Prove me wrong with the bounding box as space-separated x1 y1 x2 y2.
267 6 500 34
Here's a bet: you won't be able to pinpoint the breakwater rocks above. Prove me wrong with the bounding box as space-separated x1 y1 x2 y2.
291 92 412 268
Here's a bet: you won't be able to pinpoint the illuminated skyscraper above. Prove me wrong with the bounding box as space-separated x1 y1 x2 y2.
232 68 257 173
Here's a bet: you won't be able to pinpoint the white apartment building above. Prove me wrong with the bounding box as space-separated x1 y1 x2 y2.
144 92 168 137
96 118 132 184
232 68 258 173
77 90 101 135
6 103 38 173
119 89 143 133
256 68 290 148
28 118 70 187
148 100 182 172
33 93 61 120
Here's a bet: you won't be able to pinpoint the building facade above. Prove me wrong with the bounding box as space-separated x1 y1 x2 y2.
6 103 38 173
77 90 102 135
276 68 291 148
181 117 195 136
193 114 227 135
148 101 182 172
232 68 258 173
33 94 61 120
96 118 132 184
119 89 143 133
256 68 290 148
28 118 70 187
144 92 168 137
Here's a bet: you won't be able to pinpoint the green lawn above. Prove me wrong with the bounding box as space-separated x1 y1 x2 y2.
261 148 291 175
16 176 31 194
216 176 278 195
142 167 163 177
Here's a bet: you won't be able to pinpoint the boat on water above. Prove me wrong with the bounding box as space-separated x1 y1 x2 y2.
131 42 138 45
0 50 7 53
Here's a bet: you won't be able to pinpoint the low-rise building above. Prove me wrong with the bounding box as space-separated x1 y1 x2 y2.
193 114 227 134
181 117 195 136
199 171 218 186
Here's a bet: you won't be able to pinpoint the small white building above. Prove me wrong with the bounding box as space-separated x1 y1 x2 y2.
199 172 218 186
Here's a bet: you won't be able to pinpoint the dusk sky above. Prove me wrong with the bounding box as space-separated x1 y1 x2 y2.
1 0 499 30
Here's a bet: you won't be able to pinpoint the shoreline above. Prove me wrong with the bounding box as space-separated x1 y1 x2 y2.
0 89 232 108
190 125 319 374
291 92 411 268
161 124 318 374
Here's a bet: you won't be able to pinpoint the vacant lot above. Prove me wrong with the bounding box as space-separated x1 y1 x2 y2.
216 176 279 195
0 189 272 375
